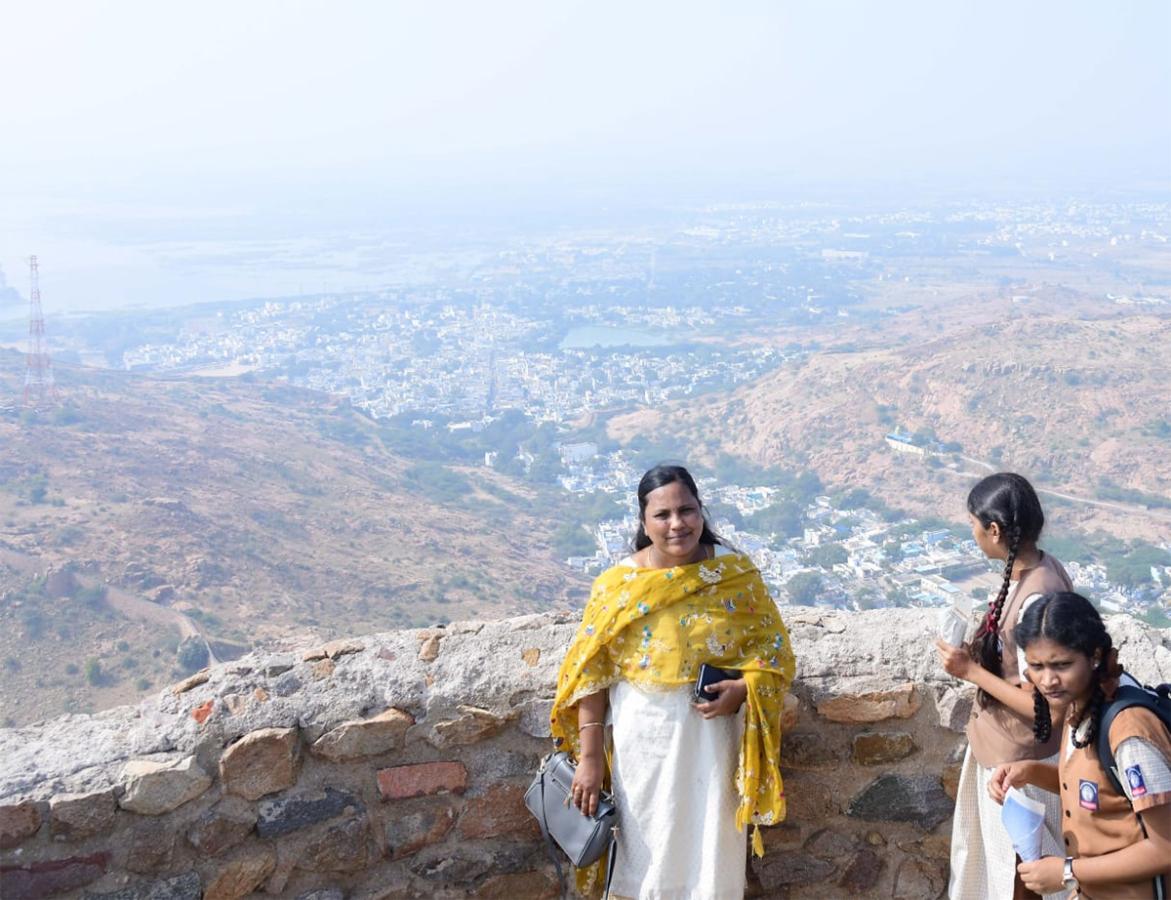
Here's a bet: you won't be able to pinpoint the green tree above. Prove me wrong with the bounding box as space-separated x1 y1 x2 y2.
176 637 210 673
786 572 824 605
84 658 103 686
808 544 847 568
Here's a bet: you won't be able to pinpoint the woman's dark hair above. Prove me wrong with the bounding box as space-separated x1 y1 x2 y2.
632 464 725 552
968 472 1046 707
1014 591 1112 747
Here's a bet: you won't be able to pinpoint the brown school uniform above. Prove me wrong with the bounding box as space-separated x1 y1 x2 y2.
1058 708 1171 899
967 552 1073 768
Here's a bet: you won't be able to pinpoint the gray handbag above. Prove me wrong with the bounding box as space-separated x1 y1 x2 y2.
524 751 619 898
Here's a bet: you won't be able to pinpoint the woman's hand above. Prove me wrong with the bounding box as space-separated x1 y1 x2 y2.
571 754 604 817
1017 856 1066 895
695 678 748 719
988 761 1032 805
935 638 975 682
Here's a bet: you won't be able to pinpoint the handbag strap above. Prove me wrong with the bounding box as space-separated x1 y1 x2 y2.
601 827 619 900
536 770 569 900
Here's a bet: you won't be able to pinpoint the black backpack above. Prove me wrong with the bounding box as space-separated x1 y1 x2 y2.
1097 679 1171 800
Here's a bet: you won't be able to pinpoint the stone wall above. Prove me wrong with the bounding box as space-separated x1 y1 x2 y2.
1 609 1168 900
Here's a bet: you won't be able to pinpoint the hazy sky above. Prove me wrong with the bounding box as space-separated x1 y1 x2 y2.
1 0 1168 310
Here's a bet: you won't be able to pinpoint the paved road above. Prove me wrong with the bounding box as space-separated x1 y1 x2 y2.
939 455 1171 523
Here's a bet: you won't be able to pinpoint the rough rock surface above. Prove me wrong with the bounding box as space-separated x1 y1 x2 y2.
0 608 1166 900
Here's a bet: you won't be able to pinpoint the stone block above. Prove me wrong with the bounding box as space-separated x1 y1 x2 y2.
933 684 974 733
781 731 843 769
257 788 363 839
847 774 954 830
942 762 962 801
472 870 558 898
310 709 414 761
220 727 301 800
781 692 801 731
838 847 884 894
170 671 210 695
851 731 918 765
310 659 335 680
457 784 539 840
520 648 541 667
186 798 257 857
119 756 212 816
273 674 302 697
751 850 836 890
517 700 553 739
816 683 921 723
430 706 513 748
50 789 117 841
203 847 277 900
0 852 109 899
85 870 202 900
779 774 835 823
408 849 487 885
0 800 42 848
295 815 371 873
264 658 294 677
125 824 176 875
377 762 468 800
322 639 365 660
804 827 859 860
760 823 802 851
417 635 441 662
898 834 951 861
384 800 458 859
893 857 948 900
295 891 345 900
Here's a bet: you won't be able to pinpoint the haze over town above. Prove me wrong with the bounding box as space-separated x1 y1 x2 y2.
0 1 1168 725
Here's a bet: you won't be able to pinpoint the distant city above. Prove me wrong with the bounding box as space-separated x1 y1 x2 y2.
8 194 1170 622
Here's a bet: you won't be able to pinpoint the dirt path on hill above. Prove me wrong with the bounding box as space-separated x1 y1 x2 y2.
104 586 220 665
939 459 1171 524
0 544 219 664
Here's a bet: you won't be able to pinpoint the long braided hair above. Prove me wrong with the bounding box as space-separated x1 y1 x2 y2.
967 473 1045 708
1014 591 1115 747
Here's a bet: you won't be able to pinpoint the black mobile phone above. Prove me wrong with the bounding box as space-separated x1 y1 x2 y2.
694 663 739 704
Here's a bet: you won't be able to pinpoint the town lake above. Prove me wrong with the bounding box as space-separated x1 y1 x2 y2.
559 325 677 350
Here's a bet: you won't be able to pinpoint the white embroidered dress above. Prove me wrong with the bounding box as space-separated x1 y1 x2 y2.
606 548 747 900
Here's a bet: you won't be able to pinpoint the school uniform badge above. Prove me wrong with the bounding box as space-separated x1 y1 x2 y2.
1078 779 1099 811
1125 765 1148 797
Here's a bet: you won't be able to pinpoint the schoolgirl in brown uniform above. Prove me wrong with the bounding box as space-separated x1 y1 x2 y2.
937 473 1074 899
990 592 1171 899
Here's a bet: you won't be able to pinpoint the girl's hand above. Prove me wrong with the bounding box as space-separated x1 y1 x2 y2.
935 638 975 681
571 754 604 817
1017 856 1065 895
696 678 748 719
988 762 1030 805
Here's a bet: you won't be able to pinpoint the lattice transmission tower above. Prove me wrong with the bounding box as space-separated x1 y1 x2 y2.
23 255 58 408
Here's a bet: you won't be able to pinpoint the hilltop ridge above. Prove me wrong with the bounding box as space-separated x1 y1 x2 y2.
0 351 585 727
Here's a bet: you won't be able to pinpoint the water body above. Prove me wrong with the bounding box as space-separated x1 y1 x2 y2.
559 325 675 350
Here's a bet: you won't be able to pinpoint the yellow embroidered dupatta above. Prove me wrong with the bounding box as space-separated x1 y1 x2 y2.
550 552 796 869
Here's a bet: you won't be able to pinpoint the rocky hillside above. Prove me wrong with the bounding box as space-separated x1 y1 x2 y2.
610 301 1171 542
0 353 586 727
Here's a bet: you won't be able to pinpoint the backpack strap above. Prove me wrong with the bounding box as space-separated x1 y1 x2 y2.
1096 683 1171 800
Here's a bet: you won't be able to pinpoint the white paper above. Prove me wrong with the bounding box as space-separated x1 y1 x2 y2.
1001 786 1046 862
938 594 972 646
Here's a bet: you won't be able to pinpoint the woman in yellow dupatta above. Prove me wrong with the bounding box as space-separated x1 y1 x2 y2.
551 465 796 899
